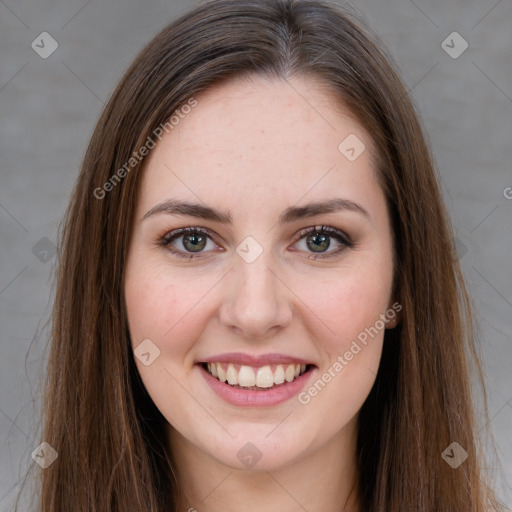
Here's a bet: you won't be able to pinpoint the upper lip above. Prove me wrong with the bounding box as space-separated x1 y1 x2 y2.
199 352 315 367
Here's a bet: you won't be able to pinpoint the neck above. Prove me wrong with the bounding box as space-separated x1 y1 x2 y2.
166 416 362 512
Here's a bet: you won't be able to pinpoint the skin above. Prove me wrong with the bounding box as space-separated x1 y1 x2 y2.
124 75 397 512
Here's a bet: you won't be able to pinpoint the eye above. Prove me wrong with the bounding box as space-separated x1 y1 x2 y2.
292 225 353 260
157 227 220 259
157 224 353 260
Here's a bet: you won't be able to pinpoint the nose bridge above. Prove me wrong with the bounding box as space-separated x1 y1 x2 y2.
219 242 292 338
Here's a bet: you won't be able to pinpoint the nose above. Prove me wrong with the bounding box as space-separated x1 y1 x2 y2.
218 250 293 340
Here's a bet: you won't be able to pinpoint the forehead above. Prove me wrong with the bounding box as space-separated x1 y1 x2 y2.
138 75 381 215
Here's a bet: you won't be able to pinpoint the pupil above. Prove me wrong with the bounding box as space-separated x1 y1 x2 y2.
308 233 330 252
184 233 206 252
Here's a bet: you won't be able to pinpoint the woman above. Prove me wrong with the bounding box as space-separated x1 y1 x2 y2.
17 0 506 510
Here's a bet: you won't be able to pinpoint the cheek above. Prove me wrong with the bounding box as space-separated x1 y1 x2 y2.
124 260 214 427
124 259 212 358
294 263 392 348
291 261 390 414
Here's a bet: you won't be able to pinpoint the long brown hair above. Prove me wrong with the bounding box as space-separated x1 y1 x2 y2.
15 0 505 510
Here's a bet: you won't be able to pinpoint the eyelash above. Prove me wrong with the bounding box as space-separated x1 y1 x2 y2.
156 225 353 261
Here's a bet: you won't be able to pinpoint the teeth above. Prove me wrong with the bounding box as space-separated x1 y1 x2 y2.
217 364 227 383
274 365 285 385
238 365 256 386
256 366 274 388
226 363 238 385
205 362 309 388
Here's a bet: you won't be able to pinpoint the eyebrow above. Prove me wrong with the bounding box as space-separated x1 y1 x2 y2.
142 197 370 225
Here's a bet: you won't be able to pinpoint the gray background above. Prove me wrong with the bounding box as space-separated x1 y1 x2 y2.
0 0 511 509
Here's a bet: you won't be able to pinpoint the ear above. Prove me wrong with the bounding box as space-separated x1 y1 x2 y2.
385 299 402 329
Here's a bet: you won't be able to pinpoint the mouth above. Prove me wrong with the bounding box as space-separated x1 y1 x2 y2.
199 361 314 390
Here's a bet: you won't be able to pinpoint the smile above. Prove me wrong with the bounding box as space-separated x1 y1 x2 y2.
202 362 310 389
198 352 317 406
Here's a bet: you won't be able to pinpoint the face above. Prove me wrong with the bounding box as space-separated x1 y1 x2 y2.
124 75 396 472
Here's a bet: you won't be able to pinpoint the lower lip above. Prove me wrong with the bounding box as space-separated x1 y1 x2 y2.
198 364 316 407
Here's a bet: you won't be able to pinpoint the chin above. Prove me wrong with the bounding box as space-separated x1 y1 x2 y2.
196 424 315 472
